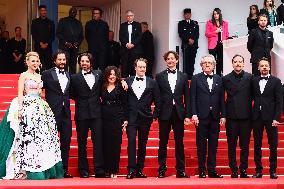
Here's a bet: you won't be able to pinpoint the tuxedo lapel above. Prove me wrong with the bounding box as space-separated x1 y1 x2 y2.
200 74 210 93
79 72 91 91
51 68 59 81
211 75 218 93
91 70 100 91
162 71 172 92
174 71 181 93
262 76 273 95
140 77 150 99
64 72 70 94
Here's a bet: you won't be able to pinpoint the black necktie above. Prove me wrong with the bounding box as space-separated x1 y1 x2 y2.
205 74 213 79
260 76 268 80
84 71 92 75
59 70 65 74
136 77 144 81
167 68 176 74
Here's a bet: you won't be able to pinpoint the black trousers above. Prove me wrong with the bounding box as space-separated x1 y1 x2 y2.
102 118 123 174
55 107 72 172
253 117 278 173
183 46 197 80
158 107 185 173
91 49 107 71
127 115 151 172
75 118 105 175
35 47 53 72
196 113 220 172
226 119 251 171
209 43 223 76
121 48 142 78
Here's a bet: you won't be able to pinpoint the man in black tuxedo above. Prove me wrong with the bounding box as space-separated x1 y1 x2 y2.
247 14 274 76
42 50 73 178
141 22 155 78
251 58 283 179
277 0 284 25
119 10 143 77
85 7 109 70
190 54 226 178
57 7 83 74
156 51 190 178
125 58 161 179
70 52 106 178
178 8 199 80
222 54 253 178
31 5 55 71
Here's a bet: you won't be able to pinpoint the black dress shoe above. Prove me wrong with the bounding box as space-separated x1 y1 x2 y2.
208 171 223 178
231 171 238 178
199 171 206 178
158 170 166 178
136 171 147 178
252 172 263 178
95 173 106 178
270 172 278 179
79 171 89 178
126 171 135 179
240 170 250 178
64 171 73 178
176 171 190 178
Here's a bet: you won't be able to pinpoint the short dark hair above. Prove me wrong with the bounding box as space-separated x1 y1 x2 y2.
183 8 191 14
102 66 121 91
258 13 268 21
38 5 47 9
258 57 270 65
15 26 21 31
163 51 179 61
93 7 103 15
134 58 148 67
77 52 94 67
232 54 244 63
141 22 148 26
53 49 68 63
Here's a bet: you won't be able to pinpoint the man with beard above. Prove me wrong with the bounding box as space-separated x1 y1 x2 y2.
222 54 253 178
251 58 282 179
42 50 73 178
57 7 83 74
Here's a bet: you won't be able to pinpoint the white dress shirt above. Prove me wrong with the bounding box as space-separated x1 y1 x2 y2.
132 75 146 100
82 70 95 89
259 74 270 110
204 72 214 92
127 22 133 43
55 67 68 93
168 70 177 104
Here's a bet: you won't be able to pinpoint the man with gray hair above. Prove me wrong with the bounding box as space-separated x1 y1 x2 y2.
119 10 143 77
190 54 226 178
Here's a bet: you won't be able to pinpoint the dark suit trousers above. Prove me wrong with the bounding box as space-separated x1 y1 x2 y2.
209 43 223 76
55 107 72 171
226 119 251 171
158 106 185 173
183 46 197 80
196 112 220 172
75 118 105 175
121 48 142 78
91 49 107 71
253 117 278 173
252 63 260 76
35 47 52 71
127 115 151 172
65 47 79 74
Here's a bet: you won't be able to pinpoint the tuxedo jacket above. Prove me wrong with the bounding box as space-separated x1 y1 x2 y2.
222 71 253 119
247 27 274 64
156 70 190 120
70 70 103 120
190 73 226 120
178 19 199 49
141 30 155 62
277 4 284 25
252 75 283 121
119 21 143 54
42 68 71 117
125 76 161 124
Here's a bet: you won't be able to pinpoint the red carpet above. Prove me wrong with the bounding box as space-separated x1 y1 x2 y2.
1 74 284 188
0 177 283 189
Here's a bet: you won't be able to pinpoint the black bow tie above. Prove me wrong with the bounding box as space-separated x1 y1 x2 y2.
59 70 65 74
205 74 213 79
167 69 176 74
260 76 268 80
84 71 92 75
136 77 144 81
128 22 132 25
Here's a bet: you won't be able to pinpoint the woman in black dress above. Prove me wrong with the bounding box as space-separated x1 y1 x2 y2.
101 66 128 178
247 5 259 34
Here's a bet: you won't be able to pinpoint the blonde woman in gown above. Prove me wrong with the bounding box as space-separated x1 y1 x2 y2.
0 52 63 180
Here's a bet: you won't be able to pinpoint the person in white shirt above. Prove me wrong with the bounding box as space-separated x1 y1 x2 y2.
42 50 73 178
